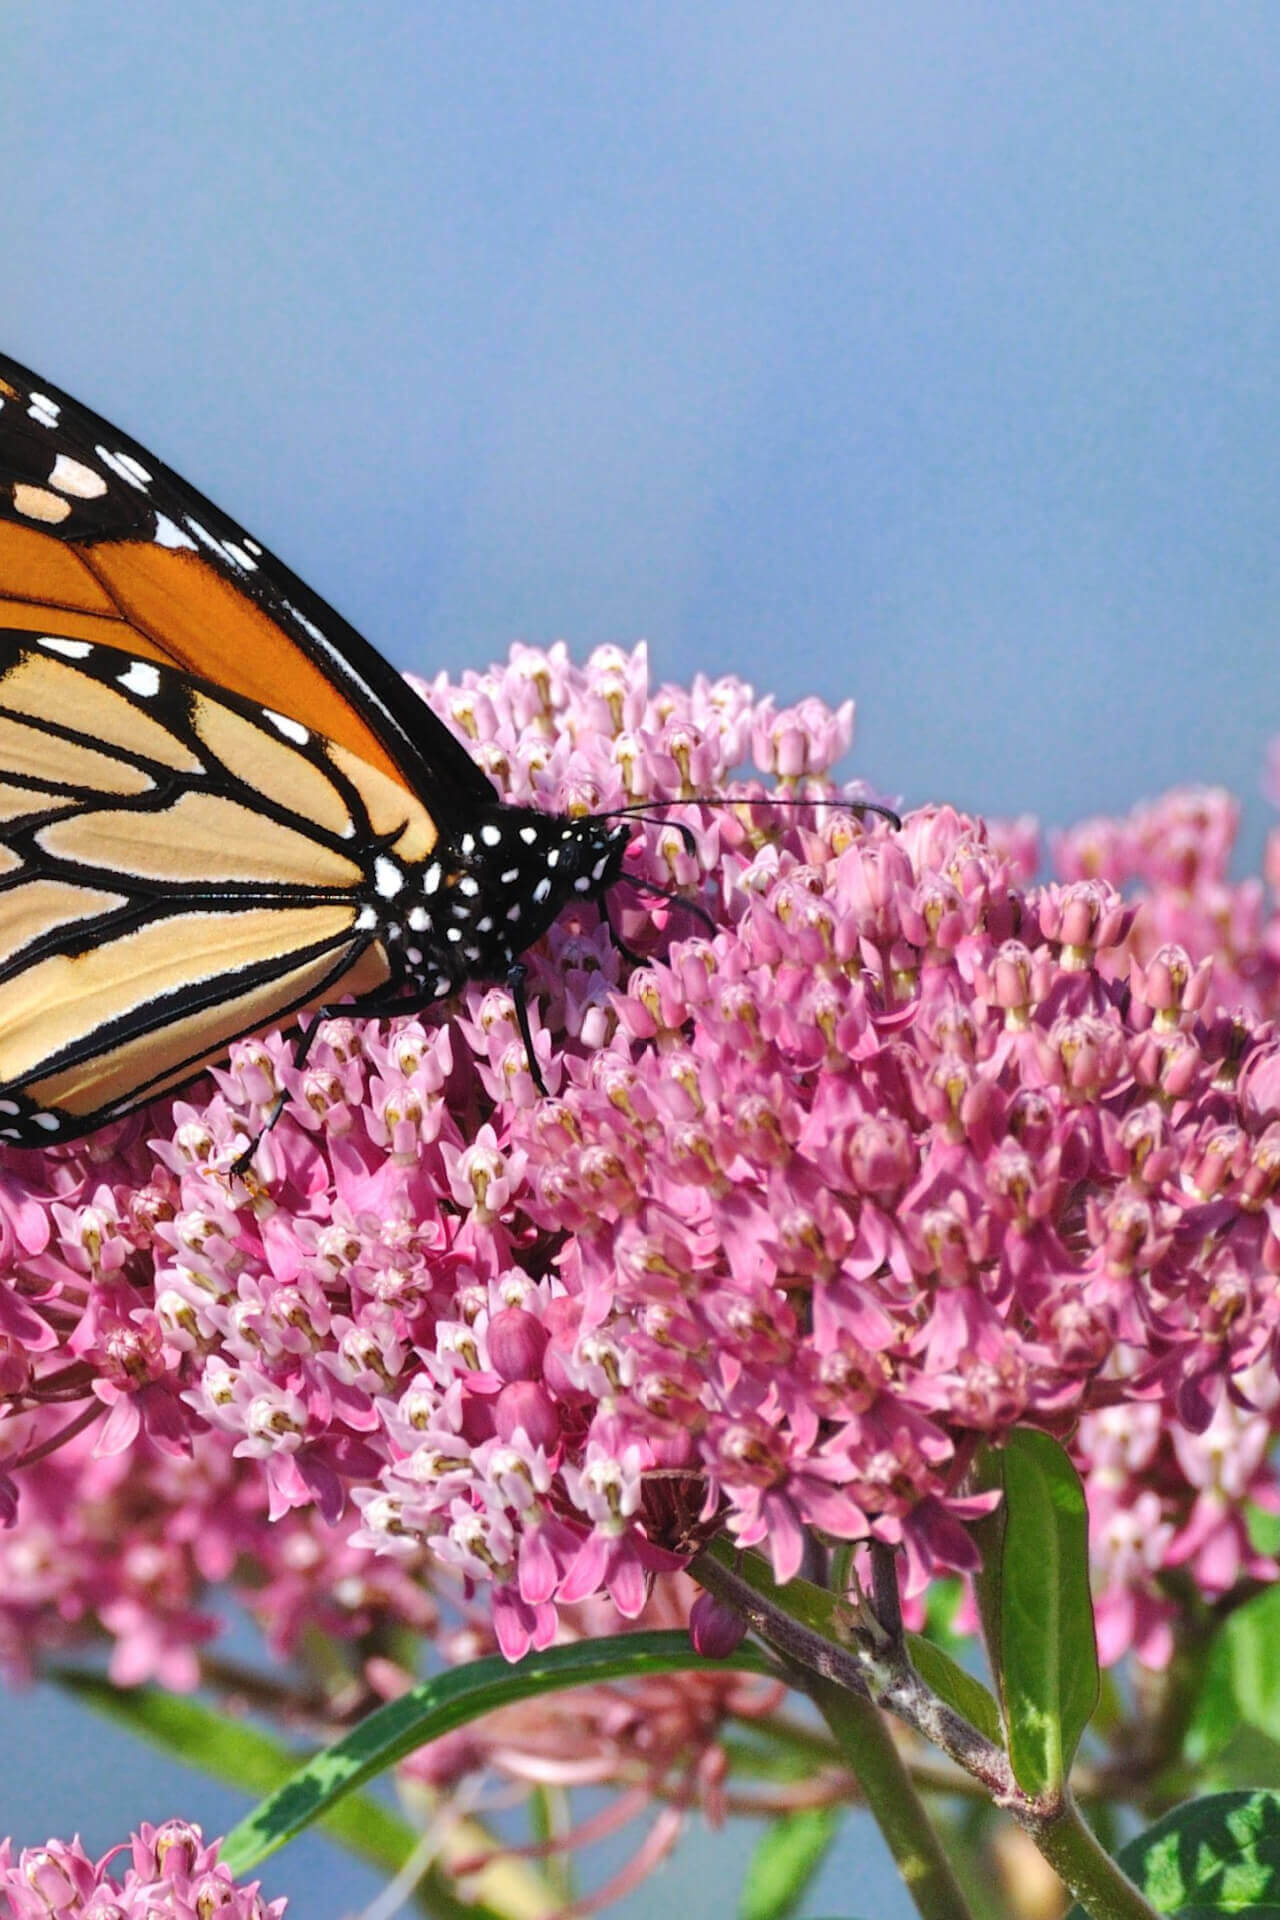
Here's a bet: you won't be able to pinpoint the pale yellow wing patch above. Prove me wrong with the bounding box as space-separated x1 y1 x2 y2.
28 939 391 1118
0 904 362 1085
189 693 356 840
0 878 128 967
0 649 202 772
328 741 439 862
0 711 155 794
36 790 365 889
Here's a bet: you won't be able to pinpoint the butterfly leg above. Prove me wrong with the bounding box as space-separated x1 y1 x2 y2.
505 961 549 1097
233 967 552 1178
229 1005 365 1175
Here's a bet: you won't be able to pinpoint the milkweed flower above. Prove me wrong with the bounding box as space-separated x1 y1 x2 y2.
2 643 1280 1669
0 1822 284 1920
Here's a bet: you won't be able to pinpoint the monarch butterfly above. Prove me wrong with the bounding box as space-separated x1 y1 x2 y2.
0 352 637 1149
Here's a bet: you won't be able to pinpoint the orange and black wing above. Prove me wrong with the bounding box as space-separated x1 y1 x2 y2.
0 626 441 1147
0 351 493 822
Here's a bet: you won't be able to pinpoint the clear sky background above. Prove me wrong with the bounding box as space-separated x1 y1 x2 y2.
2 5 1279 1916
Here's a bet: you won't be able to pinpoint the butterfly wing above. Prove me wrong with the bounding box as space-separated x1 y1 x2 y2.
0 351 494 824
0 625 445 1146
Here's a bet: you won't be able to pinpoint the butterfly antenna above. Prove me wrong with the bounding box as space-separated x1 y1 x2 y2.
601 892 647 966
616 874 718 937
600 793 902 832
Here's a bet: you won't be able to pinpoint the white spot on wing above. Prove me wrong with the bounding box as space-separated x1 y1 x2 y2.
264 709 309 745
424 864 442 895
481 824 502 846
115 451 152 486
408 905 428 931
533 878 551 904
546 848 559 867
460 834 475 856
34 1112 60 1131
28 393 60 427
458 877 479 897
501 867 519 884
119 662 161 698
153 513 197 551
520 826 538 845
48 454 107 499
223 542 257 571
39 635 92 659
95 445 147 490
374 857 403 899
355 904 378 929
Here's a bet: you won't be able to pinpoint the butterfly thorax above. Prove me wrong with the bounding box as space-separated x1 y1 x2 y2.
388 809 631 999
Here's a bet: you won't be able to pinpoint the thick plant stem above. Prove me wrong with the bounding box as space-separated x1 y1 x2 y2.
1024 1796 1161 1920
806 1673 975 1920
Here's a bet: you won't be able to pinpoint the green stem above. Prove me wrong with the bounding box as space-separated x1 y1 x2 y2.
1026 1796 1161 1920
807 1674 975 1920
749 1711 844 1767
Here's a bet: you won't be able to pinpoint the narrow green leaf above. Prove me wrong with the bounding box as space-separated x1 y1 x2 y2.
739 1807 842 1920
719 1734 836 1785
971 1428 1099 1795
58 1671 558 1918
56 1671 417 1877
904 1632 1003 1751
967 1441 1008 1704
221 1630 776 1874
1188 1588 1280 1763
1063 1789 1280 1918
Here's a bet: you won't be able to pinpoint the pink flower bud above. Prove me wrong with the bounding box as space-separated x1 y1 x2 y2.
494 1381 561 1450
689 1589 748 1657
487 1308 550 1383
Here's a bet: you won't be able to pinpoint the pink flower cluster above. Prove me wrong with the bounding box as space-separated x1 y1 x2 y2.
0 1419 436 1687
0 1822 281 1920
1 643 1279 1669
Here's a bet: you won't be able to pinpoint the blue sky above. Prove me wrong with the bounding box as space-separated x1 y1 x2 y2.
3 6 1280 1914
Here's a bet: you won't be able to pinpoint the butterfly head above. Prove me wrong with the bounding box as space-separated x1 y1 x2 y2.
431 808 632 981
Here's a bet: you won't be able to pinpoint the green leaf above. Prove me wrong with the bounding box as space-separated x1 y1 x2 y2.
1063 1790 1280 1918
56 1672 417 1878
920 1575 968 1654
739 1807 842 1920
1246 1506 1280 1559
1199 1726 1280 1794
220 1629 777 1874
904 1632 1004 1751
1189 1589 1280 1763
968 1441 1009 1702
970 1428 1099 1796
